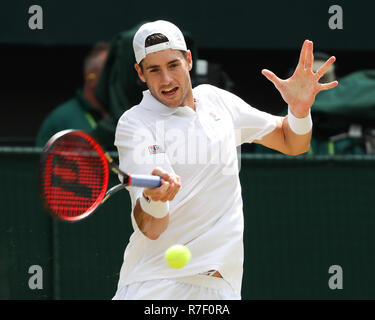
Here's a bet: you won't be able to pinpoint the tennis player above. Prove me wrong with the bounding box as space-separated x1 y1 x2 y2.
112 20 338 300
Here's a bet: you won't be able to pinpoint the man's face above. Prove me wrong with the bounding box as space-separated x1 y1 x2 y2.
86 50 108 89
135 49 193 108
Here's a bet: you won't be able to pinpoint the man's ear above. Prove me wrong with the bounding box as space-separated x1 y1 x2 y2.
134 63 146 83
84 72 98 88
186 50 193 72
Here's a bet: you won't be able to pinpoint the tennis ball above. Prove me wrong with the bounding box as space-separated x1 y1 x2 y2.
165 244 192 269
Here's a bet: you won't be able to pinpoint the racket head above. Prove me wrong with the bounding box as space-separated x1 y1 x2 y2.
39 130 109 222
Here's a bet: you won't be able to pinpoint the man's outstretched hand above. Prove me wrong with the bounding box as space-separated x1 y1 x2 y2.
261 40 338 118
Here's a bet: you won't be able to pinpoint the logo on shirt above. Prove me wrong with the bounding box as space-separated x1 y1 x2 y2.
148 145 165 154
209 112 221 121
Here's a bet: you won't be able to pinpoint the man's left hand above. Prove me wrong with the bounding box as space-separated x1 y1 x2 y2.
261 40 338 118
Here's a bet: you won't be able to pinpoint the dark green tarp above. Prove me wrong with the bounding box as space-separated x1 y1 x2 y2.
314 69 375 121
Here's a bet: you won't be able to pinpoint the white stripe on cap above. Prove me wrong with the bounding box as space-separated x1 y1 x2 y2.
145 42 171 55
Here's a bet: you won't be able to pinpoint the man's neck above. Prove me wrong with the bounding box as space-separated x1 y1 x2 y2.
82 86 109 118
183 89 196 111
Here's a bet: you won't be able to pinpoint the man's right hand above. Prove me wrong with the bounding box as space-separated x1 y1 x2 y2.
143 167 181 203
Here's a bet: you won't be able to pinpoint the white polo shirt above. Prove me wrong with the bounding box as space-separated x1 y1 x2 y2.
114 84 277 296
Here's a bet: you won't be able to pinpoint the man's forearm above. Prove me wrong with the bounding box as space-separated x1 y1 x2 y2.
283 115 312 156
134 198 170 240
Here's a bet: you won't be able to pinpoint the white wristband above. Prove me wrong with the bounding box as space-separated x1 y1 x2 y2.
288 107 313 135
140 192 169 218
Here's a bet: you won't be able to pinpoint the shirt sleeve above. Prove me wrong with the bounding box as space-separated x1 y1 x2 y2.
114 113 175 211
210 86 278 145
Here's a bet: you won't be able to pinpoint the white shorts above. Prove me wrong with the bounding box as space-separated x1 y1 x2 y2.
112 274 241 300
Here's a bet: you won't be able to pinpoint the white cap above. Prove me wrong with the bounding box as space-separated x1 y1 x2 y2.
133 20 187 64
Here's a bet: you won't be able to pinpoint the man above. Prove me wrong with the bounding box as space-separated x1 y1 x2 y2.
36 42 109 147
113 20 337 300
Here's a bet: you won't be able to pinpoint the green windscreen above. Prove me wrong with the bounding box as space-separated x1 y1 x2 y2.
0 149 374 299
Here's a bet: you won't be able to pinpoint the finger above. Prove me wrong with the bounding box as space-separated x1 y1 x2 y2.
261 69 282 89
316 56 336 79
318 80 338 92
165 184 177 201
169 190 178 201
160 179 170 192
165 175 181 200
297 40 309 70
168 179 181 201
151 167 171 181
164 186 179 202
160 179 173 199
145 179 168 200
159 181 171 202
305 41 314 71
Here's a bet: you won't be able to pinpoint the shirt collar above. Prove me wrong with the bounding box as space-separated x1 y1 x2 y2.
140 90 197 116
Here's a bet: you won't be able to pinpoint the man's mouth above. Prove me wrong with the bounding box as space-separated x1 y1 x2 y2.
161 87 179 97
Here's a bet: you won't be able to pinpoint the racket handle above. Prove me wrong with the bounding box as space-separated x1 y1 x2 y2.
129 174 162 188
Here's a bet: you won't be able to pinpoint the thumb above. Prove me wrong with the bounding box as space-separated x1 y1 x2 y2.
261 69 282 88
151 167 170 181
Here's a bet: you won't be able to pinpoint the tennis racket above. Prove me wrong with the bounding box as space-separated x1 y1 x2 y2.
39 129 161 222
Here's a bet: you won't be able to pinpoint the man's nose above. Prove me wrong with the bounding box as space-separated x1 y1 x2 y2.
160 69 173 84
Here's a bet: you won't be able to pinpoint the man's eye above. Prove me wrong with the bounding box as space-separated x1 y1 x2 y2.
170 64 178 68
150 69 158 73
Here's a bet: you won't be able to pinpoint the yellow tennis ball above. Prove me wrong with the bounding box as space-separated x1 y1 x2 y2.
165 244 192 269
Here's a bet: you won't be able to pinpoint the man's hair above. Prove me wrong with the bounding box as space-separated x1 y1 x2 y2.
139 33 187 70
83 41 110 74
145 33 169 48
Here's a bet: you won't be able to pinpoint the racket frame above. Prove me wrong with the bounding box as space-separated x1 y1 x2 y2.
39 130 161 222
39 130 110 222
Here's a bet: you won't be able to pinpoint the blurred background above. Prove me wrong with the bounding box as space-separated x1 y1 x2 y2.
1 0 375 300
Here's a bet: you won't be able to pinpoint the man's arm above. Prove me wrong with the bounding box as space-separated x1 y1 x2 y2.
254 115 311 155
134 198 170 241
133 167 181 240
115 114 181 241
254 40 338 155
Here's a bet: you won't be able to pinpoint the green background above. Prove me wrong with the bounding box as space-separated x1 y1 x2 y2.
1 149 374 299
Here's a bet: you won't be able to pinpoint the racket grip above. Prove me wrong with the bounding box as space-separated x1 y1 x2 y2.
129 174 162 188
